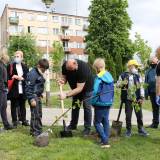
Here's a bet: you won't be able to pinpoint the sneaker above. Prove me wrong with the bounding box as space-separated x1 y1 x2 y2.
22 120 30 126
67 125 77 130
101 142 110 148
125 130 132 137
138 128 149 136
83 128 90 136
146 124 158 129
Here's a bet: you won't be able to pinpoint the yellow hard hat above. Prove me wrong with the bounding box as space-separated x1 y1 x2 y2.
127 60 139 67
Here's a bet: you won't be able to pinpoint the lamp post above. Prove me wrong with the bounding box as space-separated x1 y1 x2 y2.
42 0 54 107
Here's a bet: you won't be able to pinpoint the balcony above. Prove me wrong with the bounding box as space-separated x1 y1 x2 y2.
9 17 19 25
61 23 69 28
60 35 70 41
64 47 71 53
83 24 88 31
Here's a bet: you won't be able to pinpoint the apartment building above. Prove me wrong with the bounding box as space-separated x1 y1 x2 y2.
0 4 89 58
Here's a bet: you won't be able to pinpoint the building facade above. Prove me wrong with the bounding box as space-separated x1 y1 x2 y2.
0 4 89 58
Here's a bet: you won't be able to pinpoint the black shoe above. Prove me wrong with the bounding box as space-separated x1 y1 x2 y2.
67 125 77 130
101 142 110 148
22 121 30 126
146 124 158 129
83 128 91 136
12 121 18 127
4 125 15 130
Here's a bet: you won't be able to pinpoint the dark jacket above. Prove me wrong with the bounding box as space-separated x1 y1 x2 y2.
119 72 143 102
0 61 7 91
145 67 156 96
25 67 45 101
7 62 29 99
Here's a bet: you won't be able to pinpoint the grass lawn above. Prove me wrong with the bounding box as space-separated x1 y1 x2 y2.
0 125 160 160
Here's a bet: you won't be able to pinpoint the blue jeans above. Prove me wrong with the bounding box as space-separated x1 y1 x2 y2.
94 107 110 143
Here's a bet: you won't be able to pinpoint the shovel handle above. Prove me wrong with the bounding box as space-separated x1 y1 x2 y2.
59 85 65 114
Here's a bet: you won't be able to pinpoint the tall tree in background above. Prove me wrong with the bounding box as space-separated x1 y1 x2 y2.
133 32 152 64
86 0 134 78
115 52 123 79
50 41 64 73
8 33 41 67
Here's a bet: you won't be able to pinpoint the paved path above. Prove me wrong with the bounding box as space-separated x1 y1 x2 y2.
3 102 153 127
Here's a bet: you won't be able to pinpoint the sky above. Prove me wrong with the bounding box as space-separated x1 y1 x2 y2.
0 0 160 52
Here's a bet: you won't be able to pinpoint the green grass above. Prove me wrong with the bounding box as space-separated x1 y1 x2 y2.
0 126 160 160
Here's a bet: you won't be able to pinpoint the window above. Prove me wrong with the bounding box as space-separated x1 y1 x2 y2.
76 30 82 36
75 18 81 25
28 26 36 33
83 18 89 25
10 11 23 19
9 25 24 34
52 16 59 22
37 40 50 47
37 27 48 34
68 29 74 36
53 28 59 35
61 17 68 25
68 18 73 25
28 13 35 21
37 15 47 21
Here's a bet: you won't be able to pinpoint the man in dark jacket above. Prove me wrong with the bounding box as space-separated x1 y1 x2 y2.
25 59 49 137
145 56 159 128
0 53 14 130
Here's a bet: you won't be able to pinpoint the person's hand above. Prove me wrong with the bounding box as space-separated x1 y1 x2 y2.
57 79 65 86
12 75 19 80
30 99 36 107
59 92 67 100
156 96 160 106
17 76 24 81
138 99 144 105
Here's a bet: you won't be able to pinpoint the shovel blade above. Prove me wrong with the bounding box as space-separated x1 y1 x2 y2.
110 120 123 137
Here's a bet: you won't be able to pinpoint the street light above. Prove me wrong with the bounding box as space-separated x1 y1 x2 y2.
42 0 54 107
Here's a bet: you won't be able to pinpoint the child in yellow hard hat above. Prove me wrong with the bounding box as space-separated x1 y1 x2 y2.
117 59 149 137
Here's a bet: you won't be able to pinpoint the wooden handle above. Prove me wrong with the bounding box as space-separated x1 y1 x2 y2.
59 85 65 114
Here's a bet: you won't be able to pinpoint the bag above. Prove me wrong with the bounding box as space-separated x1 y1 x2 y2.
92 77 114 107
7 64 14 92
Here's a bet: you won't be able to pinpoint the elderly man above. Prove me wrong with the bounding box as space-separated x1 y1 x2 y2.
59 59 93 136
145 56 159 128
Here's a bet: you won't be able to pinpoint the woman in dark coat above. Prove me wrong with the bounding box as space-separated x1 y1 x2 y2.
7 51 29 127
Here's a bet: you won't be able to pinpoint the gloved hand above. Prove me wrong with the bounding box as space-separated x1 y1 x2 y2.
156 96 160 106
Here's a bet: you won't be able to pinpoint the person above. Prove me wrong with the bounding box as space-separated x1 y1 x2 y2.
155 47 160 106
0 52 14 130
58 58 93 136
145 56 159 128
25 59 49 137
92 58 114 148
7 51 29 127
117 59 148 137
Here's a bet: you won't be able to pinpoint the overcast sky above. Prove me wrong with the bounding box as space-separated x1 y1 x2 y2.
0 0 160 52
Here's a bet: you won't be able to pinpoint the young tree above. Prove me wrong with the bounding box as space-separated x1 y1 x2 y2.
86 0 134 66
8 33 41 67
133 32 152 64
50 41 64 73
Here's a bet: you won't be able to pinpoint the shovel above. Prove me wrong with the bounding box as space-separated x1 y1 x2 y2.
59 85 72 138
110 101 123 137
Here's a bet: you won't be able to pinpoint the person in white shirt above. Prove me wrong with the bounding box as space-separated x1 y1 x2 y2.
7 51 29 127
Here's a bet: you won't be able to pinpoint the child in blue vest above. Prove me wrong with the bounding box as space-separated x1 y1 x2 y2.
92 58 114 148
